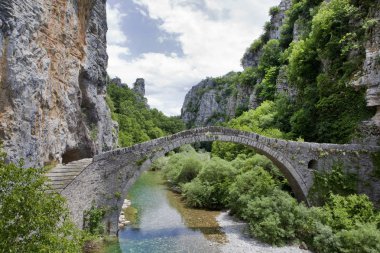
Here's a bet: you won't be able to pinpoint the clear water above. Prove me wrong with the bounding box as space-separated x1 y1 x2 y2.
107 171 225 253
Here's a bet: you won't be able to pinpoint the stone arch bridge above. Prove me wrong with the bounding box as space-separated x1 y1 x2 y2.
47 127 380 234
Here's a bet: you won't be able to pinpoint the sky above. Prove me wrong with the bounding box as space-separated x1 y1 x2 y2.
106 0 281 116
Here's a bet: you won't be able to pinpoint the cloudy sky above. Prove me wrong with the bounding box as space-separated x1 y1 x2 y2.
106 0 280 115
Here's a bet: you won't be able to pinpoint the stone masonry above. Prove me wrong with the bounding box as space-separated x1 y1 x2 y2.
55 127 380 235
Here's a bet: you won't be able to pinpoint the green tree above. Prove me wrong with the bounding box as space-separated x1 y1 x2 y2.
212 101 286 160
228 167 277 218
0 151 84 252
107 83 185 148
183 157 236 209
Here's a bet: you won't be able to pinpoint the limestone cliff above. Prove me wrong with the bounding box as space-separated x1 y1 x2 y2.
0 0 117 167
181 0 380 139
352 4 380 144
181 0 292 128
181 76 256 128
241 0 291 69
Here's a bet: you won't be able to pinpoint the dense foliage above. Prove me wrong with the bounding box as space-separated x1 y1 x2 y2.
229 0 377 144
285 0 375 143
212 101 287 161
0 150 84 252
119 0 380 252
156 143 380 252
309 163 358 205
107 83 184 147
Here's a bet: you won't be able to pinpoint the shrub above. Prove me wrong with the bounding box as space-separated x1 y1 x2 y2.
182 179 212 208
183 157 235 209
243 189 303 245
212 101 286 161
311 223 339 253
269 6 280 17
176 157 203 184
322 194 376 231
336 223 380 253
0 152 84 252
228 167 277 218
162 145 208 186
248 38 263 53
309 163 358 205
150 156 169 171
83 205 106 235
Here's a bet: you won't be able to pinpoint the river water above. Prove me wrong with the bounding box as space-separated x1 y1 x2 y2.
107 171 226 253
105 171 310 253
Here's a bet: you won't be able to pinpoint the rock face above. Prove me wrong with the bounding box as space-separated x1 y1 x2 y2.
181 76 256 128
351 5 380 144
268 0 291 45
354 6 380 126
0 0 117 167
133 78 145 97
241 0 291 69
182 0 292 127
132 78 149 108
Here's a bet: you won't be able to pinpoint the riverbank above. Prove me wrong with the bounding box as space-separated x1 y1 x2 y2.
216 212 311 253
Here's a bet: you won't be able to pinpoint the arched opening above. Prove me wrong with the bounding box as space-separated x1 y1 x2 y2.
76 127 311 237
110 132 310 249
308 159 318 170
134 131 308 203
62 147 92 164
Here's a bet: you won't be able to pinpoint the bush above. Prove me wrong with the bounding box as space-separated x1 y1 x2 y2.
310 222 380 253
248 38 263 53
336 223 380 253
322 194 376 231
150 156 169 171
176 157 203 184
182 179 212 208
212 101 287 161
83 206 106 235
269 6 280 17
243 189 304 245
309 163 358 205
183 158 235 209
228 167 277 218
161 145 208 186
0 152 84 252
312 223 339 253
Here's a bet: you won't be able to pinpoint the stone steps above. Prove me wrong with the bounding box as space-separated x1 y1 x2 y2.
46 158 92 192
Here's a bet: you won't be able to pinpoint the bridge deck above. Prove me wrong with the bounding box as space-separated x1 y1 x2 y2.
46 159 93 192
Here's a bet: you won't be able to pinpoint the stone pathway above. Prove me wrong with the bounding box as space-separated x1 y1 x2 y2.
46 159 93 192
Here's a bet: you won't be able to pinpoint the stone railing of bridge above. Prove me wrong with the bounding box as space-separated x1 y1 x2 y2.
54 126 380 235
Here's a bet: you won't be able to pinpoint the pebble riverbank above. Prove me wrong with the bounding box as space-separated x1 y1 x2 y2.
117 197 312 253
216 212 311 253
118 199 131 229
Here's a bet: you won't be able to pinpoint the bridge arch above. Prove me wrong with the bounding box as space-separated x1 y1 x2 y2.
135 129 308 203
60 126 379 235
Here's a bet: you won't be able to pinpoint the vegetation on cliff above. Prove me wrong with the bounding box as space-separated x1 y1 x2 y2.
155 98 380 252
106 82 184 147
183 0 377 144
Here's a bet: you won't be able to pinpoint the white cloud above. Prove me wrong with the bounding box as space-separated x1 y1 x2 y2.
107 0 281 116
107 4 128 45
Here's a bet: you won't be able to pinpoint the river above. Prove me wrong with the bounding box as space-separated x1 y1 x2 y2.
105 171 309 253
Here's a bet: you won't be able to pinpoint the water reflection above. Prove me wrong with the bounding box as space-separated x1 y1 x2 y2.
107 171 226 253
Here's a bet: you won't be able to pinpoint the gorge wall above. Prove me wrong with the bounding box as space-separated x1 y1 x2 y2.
181 0 380 143
181 0 293 128
0 0 117 168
